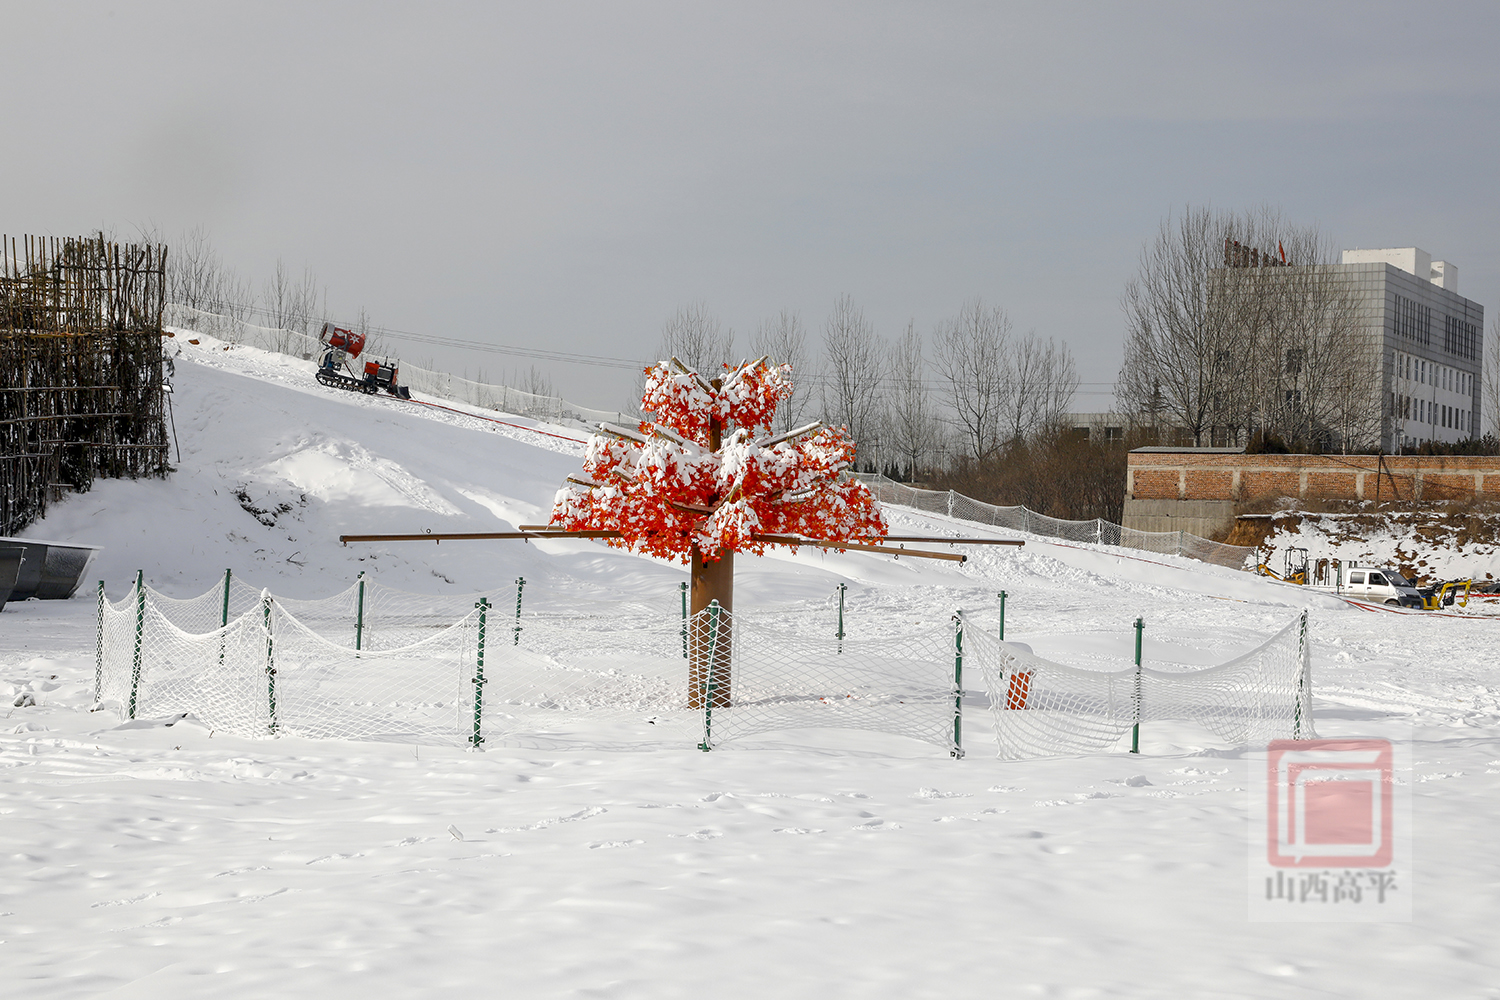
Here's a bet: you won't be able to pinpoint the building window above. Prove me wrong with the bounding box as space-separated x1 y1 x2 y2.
1395 294 1432 346
1444 315 1479 361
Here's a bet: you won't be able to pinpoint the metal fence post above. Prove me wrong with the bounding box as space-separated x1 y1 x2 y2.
1295 609 1311 739
952 612 965 758
836 583 847 653
263 590 279 735
217 569 232 670
513 576 526 646
998 590 1007 641
680 581 688 658
128 571 144 720
94 581 105 703
1131 617 1144 753
698 600 722 752
472 598 488 748
355 572 366 653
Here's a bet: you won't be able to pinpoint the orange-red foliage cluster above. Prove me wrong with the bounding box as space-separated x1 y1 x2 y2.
549 359 887 563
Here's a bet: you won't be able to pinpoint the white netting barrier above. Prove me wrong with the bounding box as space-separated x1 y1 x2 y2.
968 612 1315 759
96 577 1314 757
96 577 698 748
857 473 1258 570
164 303 636 429
691 606 960 754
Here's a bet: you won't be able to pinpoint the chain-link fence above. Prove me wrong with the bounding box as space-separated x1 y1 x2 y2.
856 473 1258 570
96 575 1313 757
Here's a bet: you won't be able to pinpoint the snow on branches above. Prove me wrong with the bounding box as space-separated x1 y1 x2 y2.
550 358 887 563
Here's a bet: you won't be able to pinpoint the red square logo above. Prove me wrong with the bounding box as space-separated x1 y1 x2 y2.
1267 738 1393 868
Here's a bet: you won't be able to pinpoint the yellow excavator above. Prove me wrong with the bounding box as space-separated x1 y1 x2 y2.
1256 547 1309 586
1420 579 1473 610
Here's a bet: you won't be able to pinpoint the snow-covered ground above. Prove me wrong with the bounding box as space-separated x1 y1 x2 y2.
4 338 1500 997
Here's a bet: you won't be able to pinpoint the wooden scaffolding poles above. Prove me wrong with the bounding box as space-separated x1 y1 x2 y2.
0 233 170 535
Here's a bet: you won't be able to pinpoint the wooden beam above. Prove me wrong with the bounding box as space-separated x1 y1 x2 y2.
339 530 623 545
879 535 1025 546
348 526 984 563
750 534 967 563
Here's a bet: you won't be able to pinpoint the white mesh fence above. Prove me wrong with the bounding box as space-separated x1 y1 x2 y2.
692 607 960 754
857 473 1258 570
968 612 1315 760
96 577 1314 757
164 303 635 428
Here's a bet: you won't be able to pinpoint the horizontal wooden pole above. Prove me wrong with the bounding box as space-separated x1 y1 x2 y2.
751 534 967 563
340 530 623 545
347 526 972 562
880 535 1024 546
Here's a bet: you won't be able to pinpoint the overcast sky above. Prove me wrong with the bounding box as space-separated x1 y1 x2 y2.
4 2 1497 412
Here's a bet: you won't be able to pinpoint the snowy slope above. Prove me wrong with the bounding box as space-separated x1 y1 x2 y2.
3 340 1500 998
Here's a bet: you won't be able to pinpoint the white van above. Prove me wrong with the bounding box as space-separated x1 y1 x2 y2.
1341 567 1424 608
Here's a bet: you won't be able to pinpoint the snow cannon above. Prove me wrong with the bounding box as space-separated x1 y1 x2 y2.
320 322 367 360
314 323 410 399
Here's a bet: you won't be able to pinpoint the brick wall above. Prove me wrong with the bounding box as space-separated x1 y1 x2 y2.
1126 451 1500 504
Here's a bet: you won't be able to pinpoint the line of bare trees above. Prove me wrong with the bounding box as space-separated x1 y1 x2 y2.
643 295 1080 486
1117 206 1380 452
147 225 391 358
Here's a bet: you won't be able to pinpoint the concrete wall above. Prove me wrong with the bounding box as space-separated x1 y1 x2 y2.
1121 498 1238 538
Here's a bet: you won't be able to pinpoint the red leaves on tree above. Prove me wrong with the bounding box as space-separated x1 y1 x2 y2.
549 359 887 563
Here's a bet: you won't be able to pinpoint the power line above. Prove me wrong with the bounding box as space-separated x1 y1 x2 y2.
206 297 1123 392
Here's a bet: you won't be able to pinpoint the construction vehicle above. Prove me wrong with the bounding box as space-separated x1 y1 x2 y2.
1419 579 1473 610
1256 547 1310 585
315 322 411 399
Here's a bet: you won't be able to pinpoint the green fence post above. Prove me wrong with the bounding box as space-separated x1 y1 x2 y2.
680 581 688 659
128 571 144 720
952 612 965 758
264 591 279 735
215 568 232 673
472 598 488 748
998 591 1007 641
355 572 366 653
513 576 526 646
1130 617 1144 754
94 581 105 703
836 583 847 653
1294 609 1310 739
698 599 722 752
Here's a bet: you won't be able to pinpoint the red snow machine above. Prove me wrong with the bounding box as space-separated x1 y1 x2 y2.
315 322 411 399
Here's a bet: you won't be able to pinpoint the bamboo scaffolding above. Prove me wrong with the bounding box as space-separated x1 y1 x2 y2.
1 232 169 534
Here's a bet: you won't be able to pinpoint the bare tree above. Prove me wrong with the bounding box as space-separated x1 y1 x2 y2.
166 226 253 334
1117 207 1245 447
262 258 322 354
1118 205 1380 451
656 302 735 372
1485 316 1500 438
933 298 1011 462
883 320 939 480
751 309 813 434
521 365 555 399
1003 332 1078 442
819 295 885 463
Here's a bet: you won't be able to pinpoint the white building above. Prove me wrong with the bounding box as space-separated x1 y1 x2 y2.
1339 247 1483 450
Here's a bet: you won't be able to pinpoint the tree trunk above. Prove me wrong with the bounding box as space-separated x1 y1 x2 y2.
687 544 733 708
688 407 733 708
